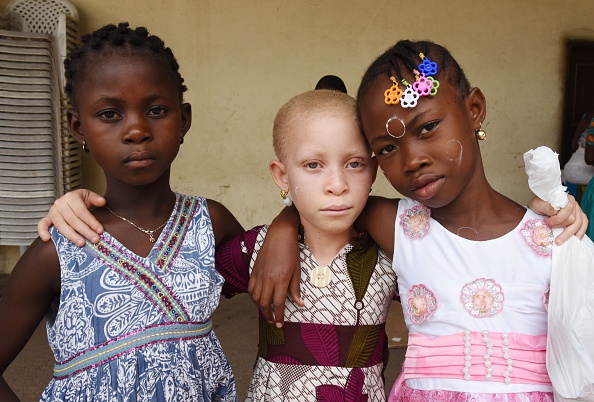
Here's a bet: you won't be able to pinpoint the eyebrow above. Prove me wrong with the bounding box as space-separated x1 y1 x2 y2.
93 93 165 105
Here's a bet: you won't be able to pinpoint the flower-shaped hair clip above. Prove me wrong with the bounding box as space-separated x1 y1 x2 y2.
418 53 438 77
382 54 440 109
418 54 440 96
412 69 433 97
400 79 419 108
384 76 403 105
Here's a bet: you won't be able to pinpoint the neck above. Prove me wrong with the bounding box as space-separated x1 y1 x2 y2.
430 184 524 241
102 173 176 220
301 222 356 266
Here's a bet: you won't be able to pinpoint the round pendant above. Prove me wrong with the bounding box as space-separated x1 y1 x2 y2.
310 265 332 288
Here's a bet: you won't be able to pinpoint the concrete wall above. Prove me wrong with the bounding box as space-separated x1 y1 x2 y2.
2 0 594 273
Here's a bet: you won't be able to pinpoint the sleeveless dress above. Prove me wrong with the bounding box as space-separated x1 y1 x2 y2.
217 226 398 401
41 194 237 402
388 199 554 402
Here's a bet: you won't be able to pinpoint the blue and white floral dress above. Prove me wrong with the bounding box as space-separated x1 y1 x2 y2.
41 194 237 401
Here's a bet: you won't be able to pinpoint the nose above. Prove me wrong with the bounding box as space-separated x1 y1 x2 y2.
325 167 349 195
122 114 152 144
401 142 430 174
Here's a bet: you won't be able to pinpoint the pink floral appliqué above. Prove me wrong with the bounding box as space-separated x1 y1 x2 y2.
406 284 437 324
520 219 553 257
399 204 431 239
460 278 504 318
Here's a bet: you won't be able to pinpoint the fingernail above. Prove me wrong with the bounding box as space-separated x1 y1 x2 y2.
276 322 283 328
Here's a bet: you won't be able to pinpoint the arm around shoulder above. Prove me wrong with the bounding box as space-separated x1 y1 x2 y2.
355 196 399 258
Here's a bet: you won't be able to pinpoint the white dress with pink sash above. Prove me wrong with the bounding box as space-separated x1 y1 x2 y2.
389 199 554 402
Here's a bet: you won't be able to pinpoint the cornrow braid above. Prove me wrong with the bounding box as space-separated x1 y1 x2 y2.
64 22 187 106
356 40 471 106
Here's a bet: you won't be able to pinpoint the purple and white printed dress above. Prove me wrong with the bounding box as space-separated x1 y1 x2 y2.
41 194 237 402
217 226 398 401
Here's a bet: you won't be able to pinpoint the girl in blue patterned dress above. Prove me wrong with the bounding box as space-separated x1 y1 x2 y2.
0 23 242 401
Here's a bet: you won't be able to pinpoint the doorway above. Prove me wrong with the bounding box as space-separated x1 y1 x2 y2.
561 40 594 168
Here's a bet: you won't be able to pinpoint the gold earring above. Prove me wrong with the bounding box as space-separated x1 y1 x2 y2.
475 123 487 141
82 140 89 152
280 190 292 207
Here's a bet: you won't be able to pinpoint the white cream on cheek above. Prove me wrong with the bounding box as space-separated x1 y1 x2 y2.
444 139 463 163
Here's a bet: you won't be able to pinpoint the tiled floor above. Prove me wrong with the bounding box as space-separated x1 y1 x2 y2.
1 275 405 400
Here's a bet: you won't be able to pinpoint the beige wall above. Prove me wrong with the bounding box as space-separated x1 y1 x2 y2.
2 0 594 273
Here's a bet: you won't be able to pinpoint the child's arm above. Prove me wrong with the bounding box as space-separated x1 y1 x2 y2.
249 206 301 325
528 194 588 244
354 196 399 258
205 199 244 247
0 240 60 401
216 226 262 298
37 189 106 247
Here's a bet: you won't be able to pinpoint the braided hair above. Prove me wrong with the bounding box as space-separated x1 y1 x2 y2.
356 40 471 105
64 22 187 106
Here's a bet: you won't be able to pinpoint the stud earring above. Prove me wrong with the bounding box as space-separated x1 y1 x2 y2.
280 190 293 207
475 123 487 141
82 140 89 152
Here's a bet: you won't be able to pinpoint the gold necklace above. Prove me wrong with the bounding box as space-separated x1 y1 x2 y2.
105 206 168 243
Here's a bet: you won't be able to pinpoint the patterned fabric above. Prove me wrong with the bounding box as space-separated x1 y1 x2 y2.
394 382 553 402
41 194 237 402
390 199 553 399
216 226 397 401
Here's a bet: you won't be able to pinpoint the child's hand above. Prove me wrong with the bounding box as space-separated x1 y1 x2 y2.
528 194 588 245
37 189 105 247
248 207 303 327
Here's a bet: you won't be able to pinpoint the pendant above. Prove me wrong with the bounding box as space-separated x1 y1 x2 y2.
310 265 332 288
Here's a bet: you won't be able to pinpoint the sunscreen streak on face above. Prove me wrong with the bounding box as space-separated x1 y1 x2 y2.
444 139 463 163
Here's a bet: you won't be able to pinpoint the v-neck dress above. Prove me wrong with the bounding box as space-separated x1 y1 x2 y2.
41 194 237 402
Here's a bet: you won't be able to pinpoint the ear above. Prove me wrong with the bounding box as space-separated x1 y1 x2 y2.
67 108 84 144
466 87 487 131
269 159 288 190
180 103 192 141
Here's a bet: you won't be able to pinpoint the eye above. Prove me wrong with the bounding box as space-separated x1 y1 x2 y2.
97 110 119 120
377 144 398 156
347 161 363 169
148 106 167 116
419 121 438 136
307 162 320 169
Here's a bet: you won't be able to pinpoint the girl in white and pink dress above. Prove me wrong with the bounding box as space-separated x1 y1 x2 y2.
353 40 560 402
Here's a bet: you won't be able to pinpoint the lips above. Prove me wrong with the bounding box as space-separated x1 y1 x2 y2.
410 176 444 200
321 205 351 214
124 151 156 167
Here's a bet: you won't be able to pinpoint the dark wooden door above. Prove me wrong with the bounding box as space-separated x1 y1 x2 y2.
561 40 594 167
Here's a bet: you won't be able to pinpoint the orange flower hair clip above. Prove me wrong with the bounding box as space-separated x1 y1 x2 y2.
384 76 403 105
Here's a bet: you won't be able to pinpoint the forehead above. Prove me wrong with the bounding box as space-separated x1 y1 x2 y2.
358 76 461 135
286 111 368 154
77 51 178 99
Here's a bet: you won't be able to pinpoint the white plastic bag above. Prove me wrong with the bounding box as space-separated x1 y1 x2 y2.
524 146 594 401
549 229 594 401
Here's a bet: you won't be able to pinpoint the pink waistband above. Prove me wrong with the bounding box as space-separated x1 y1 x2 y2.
401 331 551 385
